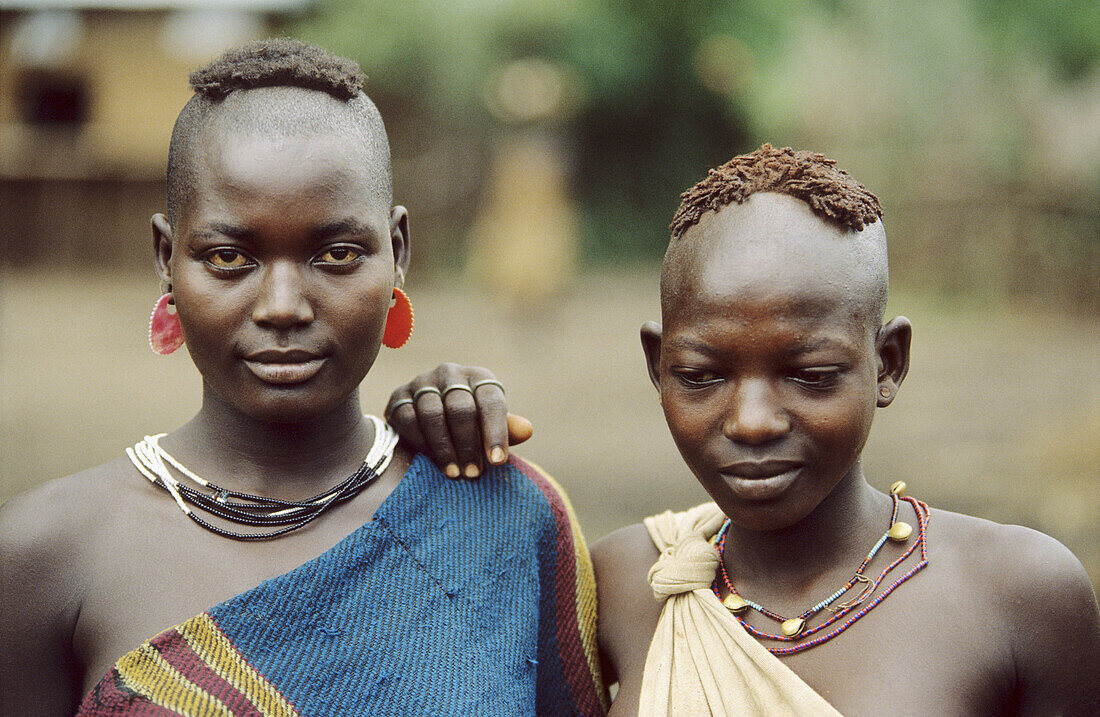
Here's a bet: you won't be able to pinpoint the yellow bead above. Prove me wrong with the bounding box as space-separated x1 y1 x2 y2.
723 594 750 613
781 618 805 637
888 521 912 542
890 481 907 496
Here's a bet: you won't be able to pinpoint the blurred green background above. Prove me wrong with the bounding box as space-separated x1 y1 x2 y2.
1 0 1097 588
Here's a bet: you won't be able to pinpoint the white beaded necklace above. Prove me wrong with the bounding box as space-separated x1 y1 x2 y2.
126 415 398 540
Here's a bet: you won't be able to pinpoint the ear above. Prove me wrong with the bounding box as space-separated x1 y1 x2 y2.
640 321 663 393
152 213 174 290
390 205 411 287
875 316 912 407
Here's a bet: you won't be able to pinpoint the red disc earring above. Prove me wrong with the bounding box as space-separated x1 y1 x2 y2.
149 293 184 355
382 287 414 349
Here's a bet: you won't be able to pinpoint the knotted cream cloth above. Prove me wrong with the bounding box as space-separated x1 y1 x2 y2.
638 503 843 716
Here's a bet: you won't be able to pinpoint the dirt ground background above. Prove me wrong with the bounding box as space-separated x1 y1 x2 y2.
2 267 1097 591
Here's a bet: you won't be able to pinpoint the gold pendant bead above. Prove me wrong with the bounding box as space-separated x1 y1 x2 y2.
890 481 907 496
781 618 806 637
887 521 913 542
723 594 750 613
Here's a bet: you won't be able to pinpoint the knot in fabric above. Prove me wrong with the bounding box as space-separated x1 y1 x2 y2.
648 534 720 602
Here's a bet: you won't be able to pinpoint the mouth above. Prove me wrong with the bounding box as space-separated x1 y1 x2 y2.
719 460 803 501
242 349 326 385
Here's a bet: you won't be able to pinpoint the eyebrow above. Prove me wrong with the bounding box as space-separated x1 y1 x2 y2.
190 218 378 243
784 336 854 356
314 218 377 242
664 337 720 355
193 222 251 241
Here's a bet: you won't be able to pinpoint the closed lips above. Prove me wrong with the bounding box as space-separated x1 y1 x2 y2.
242 349 326 384
720 461 801 479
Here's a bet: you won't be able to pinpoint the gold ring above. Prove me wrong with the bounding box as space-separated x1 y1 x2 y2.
443 383 475 397
412 386 443 401
383 397 414 421
470 379 505 395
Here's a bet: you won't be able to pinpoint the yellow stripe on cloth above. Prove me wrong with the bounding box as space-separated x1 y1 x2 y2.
116 643 233 717
524 460 608 710
179 614 299 717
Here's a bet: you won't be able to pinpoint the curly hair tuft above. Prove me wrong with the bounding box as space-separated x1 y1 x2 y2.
670 144 883 239
189 38 364 101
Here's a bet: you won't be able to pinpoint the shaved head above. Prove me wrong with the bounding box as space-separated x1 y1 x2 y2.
166 40 392 225
662 192 890 332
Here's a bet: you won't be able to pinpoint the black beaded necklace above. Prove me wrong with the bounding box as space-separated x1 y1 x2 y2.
126 415 398 541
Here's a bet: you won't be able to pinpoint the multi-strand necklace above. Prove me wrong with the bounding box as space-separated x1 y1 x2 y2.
712 481 930 655
126 414 398 541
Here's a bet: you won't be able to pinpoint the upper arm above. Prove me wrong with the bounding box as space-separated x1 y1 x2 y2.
994 527 1100 716
0 485 88 715
590 525 662 694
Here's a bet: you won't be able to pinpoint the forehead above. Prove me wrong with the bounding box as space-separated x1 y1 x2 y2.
664 193 886 330
191 88 387 215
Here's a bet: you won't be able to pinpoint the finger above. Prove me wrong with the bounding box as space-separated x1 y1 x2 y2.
470 380 509 465
442 384 485 478
507 414 534 446
412 386 461 479
387 402 429 453
384 388 429 453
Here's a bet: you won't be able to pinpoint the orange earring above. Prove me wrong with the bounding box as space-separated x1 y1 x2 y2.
149 292 184 355
383 287 414 349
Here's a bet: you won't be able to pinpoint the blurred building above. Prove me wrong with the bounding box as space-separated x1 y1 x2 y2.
0 0 308 267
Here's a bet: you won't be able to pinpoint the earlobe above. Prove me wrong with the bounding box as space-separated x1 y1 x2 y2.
640 321 664 393
875 316 912 407
152 213 174 286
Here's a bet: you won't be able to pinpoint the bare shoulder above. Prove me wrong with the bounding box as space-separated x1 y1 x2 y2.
591 524 662 687
931 508 1100 714
0 458 140 715
932 508 1095 611
1 458 138 565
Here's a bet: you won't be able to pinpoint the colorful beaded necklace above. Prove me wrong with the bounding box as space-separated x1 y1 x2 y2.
712 481 930 655
126 415 398 541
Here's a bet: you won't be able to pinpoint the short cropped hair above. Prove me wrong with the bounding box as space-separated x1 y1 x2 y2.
166 39 390 223
669 144 883 239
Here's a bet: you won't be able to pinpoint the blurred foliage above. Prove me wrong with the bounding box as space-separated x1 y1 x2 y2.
289 0 1098 305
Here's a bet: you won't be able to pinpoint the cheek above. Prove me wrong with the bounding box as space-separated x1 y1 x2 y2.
805 392 876 459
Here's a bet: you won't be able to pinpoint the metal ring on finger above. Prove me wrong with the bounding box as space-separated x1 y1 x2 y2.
442 383 475 397
412 386 443 401
384 397 414 421
470 379 505 395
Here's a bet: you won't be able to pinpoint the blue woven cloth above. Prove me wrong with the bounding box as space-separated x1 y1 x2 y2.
79 453 606 716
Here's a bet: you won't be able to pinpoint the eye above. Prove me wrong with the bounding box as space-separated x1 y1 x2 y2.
790 367 841 390
315 246 363 266
205 249 252 270
672 367 723 389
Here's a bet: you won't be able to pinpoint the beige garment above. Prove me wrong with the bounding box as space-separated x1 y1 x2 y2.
638 503 843 717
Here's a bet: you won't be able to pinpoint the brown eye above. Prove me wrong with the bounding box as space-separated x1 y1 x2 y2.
316 247 362 264
207 249 249 269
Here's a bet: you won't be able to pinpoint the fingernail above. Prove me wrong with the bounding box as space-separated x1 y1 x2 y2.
489 446 506 464
464 463 480 479
445 463 461 479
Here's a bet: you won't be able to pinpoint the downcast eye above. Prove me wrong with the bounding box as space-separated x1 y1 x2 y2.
207 249 249 269
316 247 362 264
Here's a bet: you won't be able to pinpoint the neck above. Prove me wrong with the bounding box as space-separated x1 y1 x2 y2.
721 464 892 594
161 387 375 499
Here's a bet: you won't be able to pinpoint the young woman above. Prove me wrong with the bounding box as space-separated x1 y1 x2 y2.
0 40 605 716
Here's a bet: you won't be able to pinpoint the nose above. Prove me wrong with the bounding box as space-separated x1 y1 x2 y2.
252 261 314 329
722 379 789 445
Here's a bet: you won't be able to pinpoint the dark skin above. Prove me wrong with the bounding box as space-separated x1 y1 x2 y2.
396 193 1100 715
0 87 513 714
